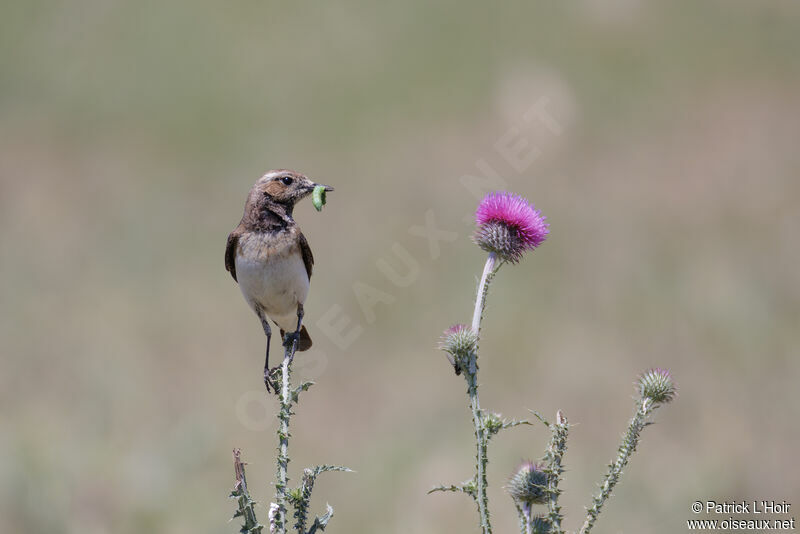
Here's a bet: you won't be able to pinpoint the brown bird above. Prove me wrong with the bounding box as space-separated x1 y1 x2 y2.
225 170 333 392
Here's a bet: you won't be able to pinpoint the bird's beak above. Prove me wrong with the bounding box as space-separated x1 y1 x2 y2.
313 183 334 192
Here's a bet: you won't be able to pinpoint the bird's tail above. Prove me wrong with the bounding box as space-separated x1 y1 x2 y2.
281 325 312 351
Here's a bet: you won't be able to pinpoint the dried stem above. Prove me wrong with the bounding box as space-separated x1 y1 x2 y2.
231 448 263 534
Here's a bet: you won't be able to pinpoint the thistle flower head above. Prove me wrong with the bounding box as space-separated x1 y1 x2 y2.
506 461 549 506
637 368 677 404
439 324 477 374
439 324 477 356
474 191 549 263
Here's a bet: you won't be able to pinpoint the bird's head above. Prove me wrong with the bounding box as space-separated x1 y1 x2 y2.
246 169 333 214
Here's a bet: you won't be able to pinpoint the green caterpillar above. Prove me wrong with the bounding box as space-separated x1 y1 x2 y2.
312 185 327 211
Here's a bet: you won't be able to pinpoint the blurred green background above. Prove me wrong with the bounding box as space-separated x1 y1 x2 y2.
2 1 799 533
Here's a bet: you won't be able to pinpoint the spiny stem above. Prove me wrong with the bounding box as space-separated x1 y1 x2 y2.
293 468 315 533
545 411 569 534
466 252 502 534
579 399 656 534
274 339 298 534
518 503 533 534
467 364 491 534
292 466 351 533
514 503 526 534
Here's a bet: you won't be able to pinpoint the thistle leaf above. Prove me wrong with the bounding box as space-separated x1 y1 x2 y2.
306 504 334 534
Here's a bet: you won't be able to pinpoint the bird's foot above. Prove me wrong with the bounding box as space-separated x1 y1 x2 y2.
264 367 281 395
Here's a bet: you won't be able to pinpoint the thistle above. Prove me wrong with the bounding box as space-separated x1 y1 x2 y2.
579 370 677 534
431 190 675 534
432 191 548 534
638 368 677 404
471 192 549 335
229 340 350 534
473 191 549 263
439 324 478 375
507 461 549 507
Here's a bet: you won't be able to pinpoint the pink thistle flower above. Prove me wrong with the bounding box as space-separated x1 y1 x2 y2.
442 323 470 337
474 191 549 263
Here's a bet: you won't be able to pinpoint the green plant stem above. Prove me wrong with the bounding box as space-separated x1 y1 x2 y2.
467 364 491 534
545 411 569 534
519 503 533 534
514 503 527 534
466 252 502 534
274 341 297 534
292 466 351 533
579 398 656 534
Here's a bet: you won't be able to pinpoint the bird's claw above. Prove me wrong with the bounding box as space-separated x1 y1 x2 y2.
263 330 302 395
264 366 281 395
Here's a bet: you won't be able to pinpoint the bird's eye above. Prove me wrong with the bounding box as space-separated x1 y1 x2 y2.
281 176 293 186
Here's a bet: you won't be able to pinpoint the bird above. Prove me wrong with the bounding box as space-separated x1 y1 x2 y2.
225 169 333 392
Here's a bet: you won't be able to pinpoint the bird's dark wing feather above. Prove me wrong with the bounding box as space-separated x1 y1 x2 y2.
225 229 241 282
298 232 314 280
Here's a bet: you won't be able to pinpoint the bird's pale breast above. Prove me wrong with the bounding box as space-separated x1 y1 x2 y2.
235 231 309 332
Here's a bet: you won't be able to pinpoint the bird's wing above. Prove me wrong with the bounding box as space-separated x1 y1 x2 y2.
298 231 314 280
225 228 241 282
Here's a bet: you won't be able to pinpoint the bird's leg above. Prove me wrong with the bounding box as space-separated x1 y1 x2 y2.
257 308 278 393
294 303 305 338
283 303 305 365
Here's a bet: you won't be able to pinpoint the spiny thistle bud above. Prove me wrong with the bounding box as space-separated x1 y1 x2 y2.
483 412 504 436
440 324 477 355
637 368 676 404
474 191 549 263
439 324 477 374
507 461 549 506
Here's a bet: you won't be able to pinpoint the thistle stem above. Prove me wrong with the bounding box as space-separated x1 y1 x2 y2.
545 411 569 534
472 253 498 334
466 252 503 534
467 364 491 534
579 399 655 534
274 340 297 534
524 506 533 534
514 504 527 534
